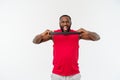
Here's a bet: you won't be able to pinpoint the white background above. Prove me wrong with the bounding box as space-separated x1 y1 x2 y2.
0 0 120 80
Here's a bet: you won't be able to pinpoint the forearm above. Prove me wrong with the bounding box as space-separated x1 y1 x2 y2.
33 34 43 44
87 31 100 41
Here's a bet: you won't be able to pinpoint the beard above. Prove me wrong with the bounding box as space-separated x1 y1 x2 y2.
60 26 71 32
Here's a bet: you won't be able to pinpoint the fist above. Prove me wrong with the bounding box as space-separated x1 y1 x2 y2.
77 28 89 34
41 29 52 36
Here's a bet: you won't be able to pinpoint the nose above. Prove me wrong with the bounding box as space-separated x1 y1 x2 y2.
63 22 67 26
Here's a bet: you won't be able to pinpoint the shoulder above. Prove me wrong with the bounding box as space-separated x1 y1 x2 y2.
54 29 61 32
70 29 76 32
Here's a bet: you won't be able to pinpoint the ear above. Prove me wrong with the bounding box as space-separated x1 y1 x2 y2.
70 22 72 26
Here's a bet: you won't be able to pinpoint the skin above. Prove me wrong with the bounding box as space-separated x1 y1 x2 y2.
59 16 71 32
33 16 100 44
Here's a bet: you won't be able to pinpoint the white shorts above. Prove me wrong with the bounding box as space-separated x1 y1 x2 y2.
51 73 81 80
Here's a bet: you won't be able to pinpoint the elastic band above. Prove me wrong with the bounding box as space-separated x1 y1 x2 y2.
49 32 82 35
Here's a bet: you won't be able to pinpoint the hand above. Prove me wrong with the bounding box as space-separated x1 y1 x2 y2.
77 28 89 35
77 28 100 41
41 29 52 36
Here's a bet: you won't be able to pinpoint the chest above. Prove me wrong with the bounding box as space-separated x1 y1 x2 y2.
53 35 79 45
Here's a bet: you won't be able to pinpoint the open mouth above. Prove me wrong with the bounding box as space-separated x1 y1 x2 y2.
63 26 68 31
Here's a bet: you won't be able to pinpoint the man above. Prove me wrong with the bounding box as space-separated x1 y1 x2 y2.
33 15 100 80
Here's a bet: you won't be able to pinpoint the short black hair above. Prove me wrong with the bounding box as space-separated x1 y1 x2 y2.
59 15 71 20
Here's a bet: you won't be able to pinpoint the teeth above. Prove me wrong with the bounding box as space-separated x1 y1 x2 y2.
63 26 67 31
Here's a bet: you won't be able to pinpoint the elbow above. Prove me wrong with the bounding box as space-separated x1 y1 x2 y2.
33 40 38 44
92 36 100 41
32 39 41 44
32 35 42 44
91 33 100 41
96 35 100 41
97 36 100 40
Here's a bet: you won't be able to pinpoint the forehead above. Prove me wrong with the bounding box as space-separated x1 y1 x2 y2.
60 16 71 21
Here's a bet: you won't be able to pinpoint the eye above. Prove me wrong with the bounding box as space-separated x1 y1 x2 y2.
66 21 69 23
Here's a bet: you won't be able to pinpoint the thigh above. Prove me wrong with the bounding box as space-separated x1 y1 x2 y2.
70 74 81 80
51 74 64 80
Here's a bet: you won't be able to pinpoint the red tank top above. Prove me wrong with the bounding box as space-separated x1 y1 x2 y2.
52 29 80 76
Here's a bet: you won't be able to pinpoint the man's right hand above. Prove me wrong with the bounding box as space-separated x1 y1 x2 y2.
33 29 53 44
41 29 52 36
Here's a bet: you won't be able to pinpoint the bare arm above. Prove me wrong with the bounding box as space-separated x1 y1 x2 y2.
33 29 52 44
77 28 100 41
